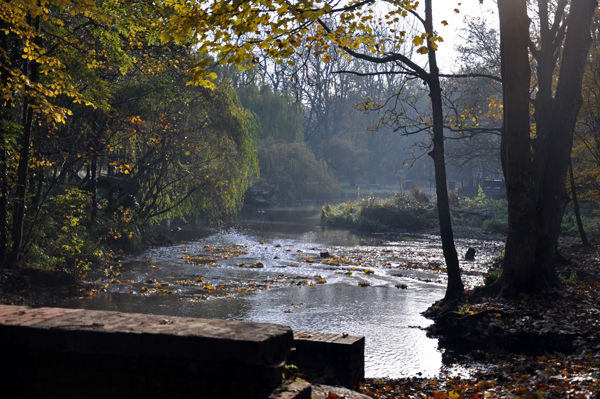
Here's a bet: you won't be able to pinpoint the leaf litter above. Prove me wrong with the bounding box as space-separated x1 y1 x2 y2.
353 243 600 399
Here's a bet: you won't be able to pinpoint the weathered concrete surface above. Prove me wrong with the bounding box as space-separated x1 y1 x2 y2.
0 305 366 397
312 384 371 399
289 330 365 388
0 304 294 398
268 381 311 399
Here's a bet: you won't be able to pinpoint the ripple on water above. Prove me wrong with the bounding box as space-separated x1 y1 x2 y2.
56 209 503 378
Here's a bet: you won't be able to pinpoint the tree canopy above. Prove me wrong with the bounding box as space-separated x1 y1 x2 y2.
0 0 258 269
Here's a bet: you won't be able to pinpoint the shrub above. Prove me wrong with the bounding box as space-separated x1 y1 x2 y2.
322 194 434 232
257 139 340 203
23 188 101 275
409 183 429 204
448 190 460 207
482 217 508 234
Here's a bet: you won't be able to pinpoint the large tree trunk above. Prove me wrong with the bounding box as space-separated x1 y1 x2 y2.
497 0 540 296
425 0 463 299
532 0 597 274
498 0 597 296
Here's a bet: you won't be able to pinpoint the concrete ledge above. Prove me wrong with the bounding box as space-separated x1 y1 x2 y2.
0 305 364 397
269 381 311 399
0 304 293 398
289 330 365 388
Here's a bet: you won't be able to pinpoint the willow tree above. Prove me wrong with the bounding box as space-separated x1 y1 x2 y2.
163 0 465 298
497 0 598 296
0 0 260 268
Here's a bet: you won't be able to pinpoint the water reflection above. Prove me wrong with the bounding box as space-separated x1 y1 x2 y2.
55 204 501 378
241 284 443 377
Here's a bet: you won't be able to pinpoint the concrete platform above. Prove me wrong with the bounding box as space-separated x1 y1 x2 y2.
0 304 293 398
0 304 365 397
289 330 365 388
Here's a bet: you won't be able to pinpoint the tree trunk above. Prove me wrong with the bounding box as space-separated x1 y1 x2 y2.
497 0 540 297
532 0 596 274
425 0 463 299
349 157 355 187
0 18 9 264
0 144 6 264
497 0 597 296
569 159 590 246
9 15 40 267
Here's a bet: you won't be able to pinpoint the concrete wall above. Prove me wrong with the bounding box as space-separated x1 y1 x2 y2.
0 305 363 398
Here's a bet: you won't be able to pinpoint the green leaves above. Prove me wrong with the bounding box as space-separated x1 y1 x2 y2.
159 0 442 85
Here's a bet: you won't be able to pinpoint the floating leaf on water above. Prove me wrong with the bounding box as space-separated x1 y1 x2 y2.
175 279 198 286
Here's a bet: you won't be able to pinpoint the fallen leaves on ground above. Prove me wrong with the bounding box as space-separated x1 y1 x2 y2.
355 243 600 399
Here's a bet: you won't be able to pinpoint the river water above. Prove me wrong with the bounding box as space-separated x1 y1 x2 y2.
56 205 502 378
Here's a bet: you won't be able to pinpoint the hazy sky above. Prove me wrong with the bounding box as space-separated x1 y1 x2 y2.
433 0 499 71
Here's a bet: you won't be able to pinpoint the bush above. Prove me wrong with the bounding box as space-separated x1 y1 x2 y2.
448 190 460 207
23 188 105 275
484 271 501 286
482 217 508 234
321 194 434 232
409 183 429 204
256 139 340 203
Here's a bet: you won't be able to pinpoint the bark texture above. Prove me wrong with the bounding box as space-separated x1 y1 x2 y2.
498 0 597 296
425 0 463 299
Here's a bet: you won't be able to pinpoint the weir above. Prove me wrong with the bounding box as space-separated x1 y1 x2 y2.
0 304 364 398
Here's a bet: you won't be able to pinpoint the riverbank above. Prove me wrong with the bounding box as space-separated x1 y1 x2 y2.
0 267 91 306
321 194 600 245
320 193 509 236
0 231 178 307
352 243 600 398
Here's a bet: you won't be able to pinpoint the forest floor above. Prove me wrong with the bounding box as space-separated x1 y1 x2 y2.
349 243 600 399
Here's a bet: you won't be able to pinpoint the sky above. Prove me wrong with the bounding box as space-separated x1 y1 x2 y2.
431 0 499 72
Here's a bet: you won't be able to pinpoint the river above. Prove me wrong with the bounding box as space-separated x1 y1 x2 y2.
55 205 503 378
